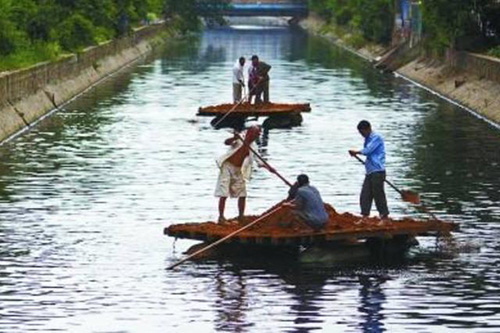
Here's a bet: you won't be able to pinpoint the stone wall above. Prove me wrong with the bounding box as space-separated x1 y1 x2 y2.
0 23 167 143
446 50 500 84
299 15 500 127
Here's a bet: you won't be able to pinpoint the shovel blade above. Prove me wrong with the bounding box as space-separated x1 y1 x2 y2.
401 190 421 205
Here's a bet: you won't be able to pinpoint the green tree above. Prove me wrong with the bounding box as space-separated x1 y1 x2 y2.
309 0 394 44
57 14 96 51
0 0 24 55
164 0 229 31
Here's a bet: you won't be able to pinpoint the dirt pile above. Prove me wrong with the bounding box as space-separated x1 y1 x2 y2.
166 201 453 239
198 103 311 114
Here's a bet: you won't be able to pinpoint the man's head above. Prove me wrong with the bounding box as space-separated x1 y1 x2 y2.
297 174 309 187
245 125 261 142
239 57 245 66
357 120 372 138
251 55 259 67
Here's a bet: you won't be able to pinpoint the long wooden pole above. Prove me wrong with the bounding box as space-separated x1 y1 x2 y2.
235 133 293 188
168 133 293 270
212 77 264 129
167 204 285 270
167 122 293 270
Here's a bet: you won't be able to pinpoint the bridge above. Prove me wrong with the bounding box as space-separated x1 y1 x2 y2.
222 0 308 17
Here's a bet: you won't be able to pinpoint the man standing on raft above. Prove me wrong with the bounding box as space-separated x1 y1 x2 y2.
215 126 275 224
248 55 271 104
349 120 389 219
232 57 246 103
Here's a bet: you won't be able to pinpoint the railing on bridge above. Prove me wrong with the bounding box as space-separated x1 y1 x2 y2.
223 0 308 17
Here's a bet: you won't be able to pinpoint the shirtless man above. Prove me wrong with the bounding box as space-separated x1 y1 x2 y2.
215 126 275 223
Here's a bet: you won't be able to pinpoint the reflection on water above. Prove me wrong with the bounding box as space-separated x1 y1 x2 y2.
0 25 499 332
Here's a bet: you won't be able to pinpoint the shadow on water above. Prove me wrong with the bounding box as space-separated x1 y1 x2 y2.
187 254 405 333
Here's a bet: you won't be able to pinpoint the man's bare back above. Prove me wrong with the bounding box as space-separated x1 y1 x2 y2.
225 128 260 167
227 145 250 167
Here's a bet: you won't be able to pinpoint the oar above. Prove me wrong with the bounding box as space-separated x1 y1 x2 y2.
352 155 420 204
212 77 264 129
167 203 286 270
351 155 439 220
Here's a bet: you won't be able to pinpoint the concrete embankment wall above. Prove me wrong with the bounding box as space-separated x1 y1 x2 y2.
299 15 500 127
398 50 500 125
0 23 169 143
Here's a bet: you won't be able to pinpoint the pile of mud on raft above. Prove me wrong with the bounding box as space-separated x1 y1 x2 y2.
165 201 457 246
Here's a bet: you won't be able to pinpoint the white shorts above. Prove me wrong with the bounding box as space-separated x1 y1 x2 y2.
215 162 247 198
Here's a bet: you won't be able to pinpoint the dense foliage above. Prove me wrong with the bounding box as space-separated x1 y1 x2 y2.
421 0 500 52
0 0 227 70
309 0 500 52
309 0 395 45
164 0 229 32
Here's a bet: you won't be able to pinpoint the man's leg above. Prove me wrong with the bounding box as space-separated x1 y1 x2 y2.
238 197 246 220
360 174 373 217
218 197 227 222
372 172 389 218
233 84 241 103
263 81 269 103
248 82 254 103
254 82 264 104
215 163 230 223
255 87 262 104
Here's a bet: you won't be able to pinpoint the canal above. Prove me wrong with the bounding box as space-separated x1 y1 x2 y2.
0 24 499 332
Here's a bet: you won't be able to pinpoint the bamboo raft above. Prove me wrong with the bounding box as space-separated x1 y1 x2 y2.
164 203 457 247
197 102 312 117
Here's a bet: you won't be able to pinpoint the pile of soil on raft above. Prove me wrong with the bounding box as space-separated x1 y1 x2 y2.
166 201 454 239
198 102 311 115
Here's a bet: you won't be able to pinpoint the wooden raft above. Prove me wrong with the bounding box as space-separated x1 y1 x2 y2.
197 102 311 117
164 217 457 246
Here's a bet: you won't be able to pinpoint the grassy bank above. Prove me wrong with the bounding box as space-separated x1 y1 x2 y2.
0 0 229 73
0 0 168 72
299 14 389 62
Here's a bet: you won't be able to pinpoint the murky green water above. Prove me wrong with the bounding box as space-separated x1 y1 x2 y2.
0 25 499 332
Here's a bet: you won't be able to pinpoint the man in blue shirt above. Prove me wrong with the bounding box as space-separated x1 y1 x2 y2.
349 120 389 218
284 174 328 231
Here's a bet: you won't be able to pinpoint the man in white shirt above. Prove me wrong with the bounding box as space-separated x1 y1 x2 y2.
233 57 245 103
215 126 275 224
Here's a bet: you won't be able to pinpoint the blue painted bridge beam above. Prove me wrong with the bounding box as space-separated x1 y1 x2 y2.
222 3 309 17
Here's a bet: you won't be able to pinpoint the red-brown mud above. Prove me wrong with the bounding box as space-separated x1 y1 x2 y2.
166 201 456 239
198 103 311 115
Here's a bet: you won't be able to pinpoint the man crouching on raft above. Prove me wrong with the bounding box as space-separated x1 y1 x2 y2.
215 126 275 224
284 174 328 231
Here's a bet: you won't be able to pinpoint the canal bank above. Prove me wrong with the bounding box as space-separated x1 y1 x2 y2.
0 23 175 144
299 14 500 127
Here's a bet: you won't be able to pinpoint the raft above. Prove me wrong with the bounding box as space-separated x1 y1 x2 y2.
197 102 311 117
164 202 457 247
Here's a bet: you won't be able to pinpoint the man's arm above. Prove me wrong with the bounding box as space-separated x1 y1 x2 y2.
259 62 271 77
287 182 299 201
224 133 239 146
285 192 303 208
263 62 271 74
349 136 381 156
359 135 382 156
